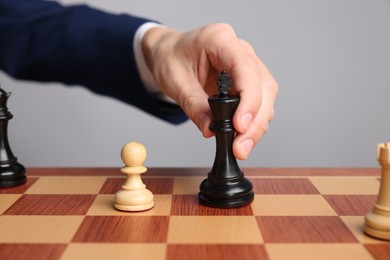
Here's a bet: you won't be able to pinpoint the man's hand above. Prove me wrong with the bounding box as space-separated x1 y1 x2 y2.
142 23 278 160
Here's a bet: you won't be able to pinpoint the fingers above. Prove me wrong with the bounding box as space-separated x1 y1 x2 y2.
233 68 278 159
200 24 269 134
231 40 264 134
179 23 278 153
233 87 277 160
206 32 278 160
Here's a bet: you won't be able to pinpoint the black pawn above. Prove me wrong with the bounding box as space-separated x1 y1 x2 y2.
0 87 26 188
199 71 254 208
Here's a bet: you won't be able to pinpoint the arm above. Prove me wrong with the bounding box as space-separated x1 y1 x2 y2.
0 1 278 159
0 0 187 123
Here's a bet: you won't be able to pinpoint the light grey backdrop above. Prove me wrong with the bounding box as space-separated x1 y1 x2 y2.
1 0 389 167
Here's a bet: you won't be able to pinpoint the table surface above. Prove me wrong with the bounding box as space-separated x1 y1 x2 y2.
0 167 389 260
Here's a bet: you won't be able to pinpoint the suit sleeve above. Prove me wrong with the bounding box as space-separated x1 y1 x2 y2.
0 0 187 124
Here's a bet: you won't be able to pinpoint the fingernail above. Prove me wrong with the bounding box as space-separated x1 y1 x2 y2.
240 139 254 157
240 113 252 132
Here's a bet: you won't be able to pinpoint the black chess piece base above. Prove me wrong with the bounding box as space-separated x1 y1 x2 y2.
0 162 26 188
199 176 254 208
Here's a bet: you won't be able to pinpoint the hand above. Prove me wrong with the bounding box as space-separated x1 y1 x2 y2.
142 23 278 160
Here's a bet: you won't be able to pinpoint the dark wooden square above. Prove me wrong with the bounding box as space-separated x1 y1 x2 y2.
3 194 96 215
251 178 320 194
364 244 390 260
323 195 377 216
256 216 358 243
170 195 253 216
166 244 268 260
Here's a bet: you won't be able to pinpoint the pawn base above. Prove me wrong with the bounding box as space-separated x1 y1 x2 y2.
114 201 154 212
114 188 154 212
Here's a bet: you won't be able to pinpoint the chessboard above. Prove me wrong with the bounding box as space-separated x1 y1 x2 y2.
0 168 389 260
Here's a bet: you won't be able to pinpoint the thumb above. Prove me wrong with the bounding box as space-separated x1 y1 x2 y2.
178 83 214 138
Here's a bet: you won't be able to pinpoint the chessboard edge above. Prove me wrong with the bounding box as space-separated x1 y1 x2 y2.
23 167 380 177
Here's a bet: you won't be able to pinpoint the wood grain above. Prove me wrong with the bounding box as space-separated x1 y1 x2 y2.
170 195 253 215
251 178 320 194
166 244 268 260
72 216 169 243
257 216 358 243
323 195 377 216
4 195 96 215
0 244 66 260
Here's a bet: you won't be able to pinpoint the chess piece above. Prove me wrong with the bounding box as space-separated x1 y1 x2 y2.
364 143 390 240
199 71 254 208
114 142 154 211
0 87 26 188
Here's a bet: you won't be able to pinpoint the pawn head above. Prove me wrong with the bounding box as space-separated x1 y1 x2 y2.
121 142 147 167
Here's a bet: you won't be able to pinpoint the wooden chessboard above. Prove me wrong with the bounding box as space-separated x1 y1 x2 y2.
0 168 389 260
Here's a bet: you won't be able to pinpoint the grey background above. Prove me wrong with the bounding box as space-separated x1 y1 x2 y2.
1 0 389 167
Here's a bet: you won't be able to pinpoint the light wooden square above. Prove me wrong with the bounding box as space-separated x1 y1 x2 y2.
251 195 337 216
0 216 84 243
26 176 107 194
0 194 21 214
87 194 172 216
173 177 204 194
266 244 374 260
167 216 262 244
309 177 379 195
62 243 166 260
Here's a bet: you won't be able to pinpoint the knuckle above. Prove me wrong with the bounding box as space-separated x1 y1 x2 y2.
205 23 234 34
201 23 236 43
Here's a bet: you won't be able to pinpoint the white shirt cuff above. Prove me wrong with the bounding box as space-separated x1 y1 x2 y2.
133 22 176 104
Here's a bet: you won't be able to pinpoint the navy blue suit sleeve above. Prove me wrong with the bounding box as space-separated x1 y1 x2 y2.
0 0 187 124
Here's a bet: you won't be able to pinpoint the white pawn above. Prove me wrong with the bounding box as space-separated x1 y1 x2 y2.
114 142 154 211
